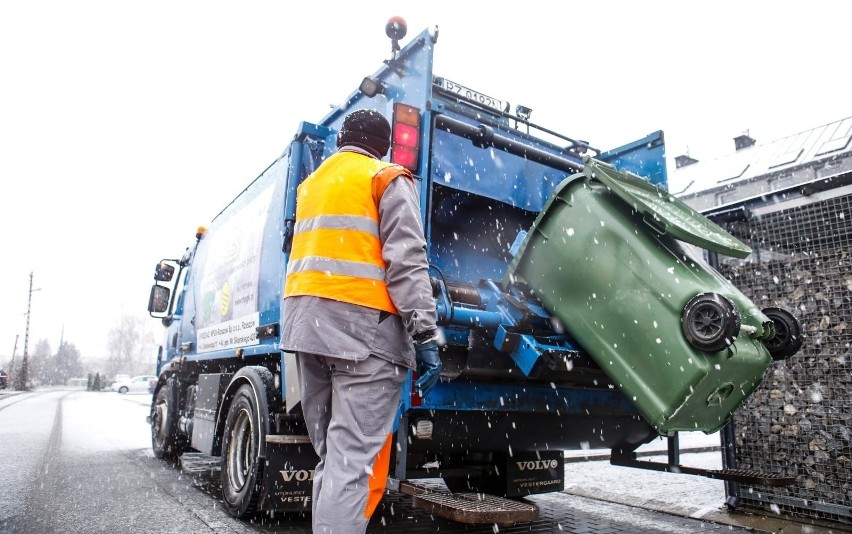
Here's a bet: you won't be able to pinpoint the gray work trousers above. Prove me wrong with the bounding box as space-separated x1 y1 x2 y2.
296 352 406 534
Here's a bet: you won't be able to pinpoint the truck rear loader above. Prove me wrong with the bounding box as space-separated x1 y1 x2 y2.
146 17 803 524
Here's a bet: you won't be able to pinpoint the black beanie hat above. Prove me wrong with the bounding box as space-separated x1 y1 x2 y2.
336 109 391 158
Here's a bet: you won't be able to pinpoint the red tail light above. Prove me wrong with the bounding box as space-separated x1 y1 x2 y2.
391 103 420 172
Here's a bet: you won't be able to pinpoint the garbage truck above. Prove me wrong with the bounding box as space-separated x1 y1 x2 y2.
145 17 803 524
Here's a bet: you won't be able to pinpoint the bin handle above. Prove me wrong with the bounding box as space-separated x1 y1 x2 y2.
643 213 668 235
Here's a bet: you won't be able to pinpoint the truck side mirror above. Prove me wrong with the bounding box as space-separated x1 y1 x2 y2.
148 285 171 315
154 261 176 282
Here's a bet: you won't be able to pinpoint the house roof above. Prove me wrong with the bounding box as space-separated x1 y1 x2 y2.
670 116 852 199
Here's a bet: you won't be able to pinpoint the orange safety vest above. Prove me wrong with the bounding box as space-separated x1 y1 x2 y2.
284 151 413 314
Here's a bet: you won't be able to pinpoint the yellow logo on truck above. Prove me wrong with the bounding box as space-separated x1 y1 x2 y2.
220 281 231 317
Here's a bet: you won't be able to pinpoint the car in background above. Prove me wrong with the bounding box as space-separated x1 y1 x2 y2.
0 369 8 389
108 374 131 391
112 375 157 394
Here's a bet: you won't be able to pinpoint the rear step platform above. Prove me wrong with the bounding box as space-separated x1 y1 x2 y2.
179 452 221 478
395 480 539 525
610 457 796 487
610 433 796 488
684 466 796 487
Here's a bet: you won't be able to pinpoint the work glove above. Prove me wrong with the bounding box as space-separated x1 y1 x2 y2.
414 338 442 396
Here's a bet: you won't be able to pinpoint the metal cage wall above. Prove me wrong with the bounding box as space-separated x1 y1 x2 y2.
710 189 852 525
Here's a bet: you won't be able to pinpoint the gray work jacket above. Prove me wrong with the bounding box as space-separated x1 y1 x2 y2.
280 147 437 370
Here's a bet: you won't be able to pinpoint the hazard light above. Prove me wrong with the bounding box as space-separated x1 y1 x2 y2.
390 103 420 172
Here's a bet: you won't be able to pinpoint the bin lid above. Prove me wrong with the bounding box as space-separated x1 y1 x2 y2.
585 159 752 259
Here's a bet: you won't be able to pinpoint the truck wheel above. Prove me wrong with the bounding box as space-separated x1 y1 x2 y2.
221 384 265 518
762 307 803 360
681 293 740 352
151 382 188 461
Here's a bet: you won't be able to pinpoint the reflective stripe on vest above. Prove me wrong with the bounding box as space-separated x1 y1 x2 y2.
284 151 411 314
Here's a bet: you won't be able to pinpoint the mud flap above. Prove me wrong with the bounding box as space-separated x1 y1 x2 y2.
259 435 319 511
506 450 565 496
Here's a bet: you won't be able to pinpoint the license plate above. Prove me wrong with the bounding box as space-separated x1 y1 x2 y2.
438 77 508 113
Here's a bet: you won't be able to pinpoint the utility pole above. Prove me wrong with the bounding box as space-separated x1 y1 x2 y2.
18 272 39 392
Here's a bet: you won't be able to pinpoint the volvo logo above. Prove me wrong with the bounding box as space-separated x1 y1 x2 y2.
280 469 315 482
516 459 559 471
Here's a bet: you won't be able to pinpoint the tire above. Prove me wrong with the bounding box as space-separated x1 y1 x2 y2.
681 293 741 352
221 384 265 518
118 386 128 394
762 307 804 360
151 381 189 462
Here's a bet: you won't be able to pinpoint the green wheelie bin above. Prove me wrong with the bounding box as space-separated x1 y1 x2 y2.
504 158 799 434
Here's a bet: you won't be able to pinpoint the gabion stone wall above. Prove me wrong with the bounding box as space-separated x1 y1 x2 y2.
714 193 852 524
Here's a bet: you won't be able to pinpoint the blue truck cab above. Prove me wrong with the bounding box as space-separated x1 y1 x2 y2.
146 18 797 524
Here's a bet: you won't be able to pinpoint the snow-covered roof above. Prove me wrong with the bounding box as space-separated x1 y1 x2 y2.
671 117 852 207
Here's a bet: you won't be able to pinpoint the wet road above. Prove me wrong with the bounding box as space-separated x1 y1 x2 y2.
0 389 757 533
0 389 251 533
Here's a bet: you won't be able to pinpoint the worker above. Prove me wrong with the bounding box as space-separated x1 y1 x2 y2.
281 108 441 533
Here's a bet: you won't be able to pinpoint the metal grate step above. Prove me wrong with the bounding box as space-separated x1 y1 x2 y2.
611 456 796 488
398 481 539 525
693 467 796 487
180 452 221 479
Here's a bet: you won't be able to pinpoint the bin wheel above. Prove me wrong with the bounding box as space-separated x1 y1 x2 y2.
681 293 741 352
762 307 803 360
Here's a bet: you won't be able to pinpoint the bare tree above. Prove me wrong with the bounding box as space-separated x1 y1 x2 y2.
28 339 52 386
106 314 157 378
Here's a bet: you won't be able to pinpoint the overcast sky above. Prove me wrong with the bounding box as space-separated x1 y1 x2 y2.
1 1 850 365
